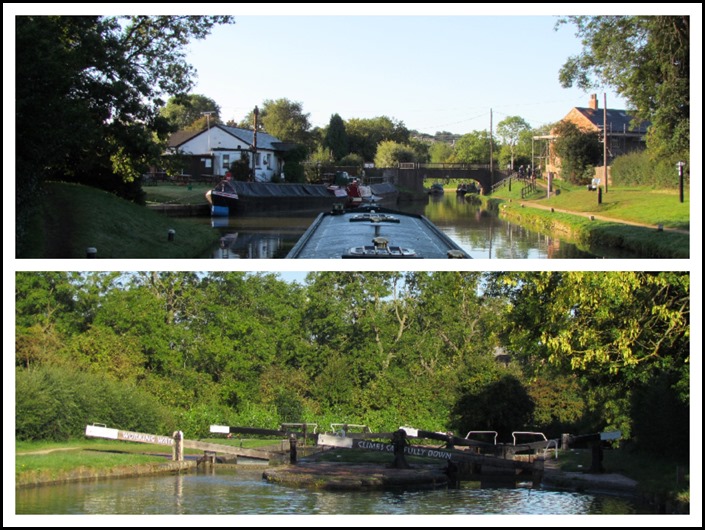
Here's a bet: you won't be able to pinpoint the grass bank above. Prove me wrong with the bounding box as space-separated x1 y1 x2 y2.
18 182 220 258
557 448 689 513
483 180 690 258
15 437 282 487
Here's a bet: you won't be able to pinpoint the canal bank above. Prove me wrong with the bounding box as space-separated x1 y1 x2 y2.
485 197 690 259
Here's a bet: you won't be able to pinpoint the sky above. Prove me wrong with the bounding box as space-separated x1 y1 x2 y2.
183 10 634 135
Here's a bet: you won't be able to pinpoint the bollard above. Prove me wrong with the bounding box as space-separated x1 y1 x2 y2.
167 229 175 242
391 429 411 469
289 434 298 464
173 430 184 462
561 433 571 450
86 247 97 258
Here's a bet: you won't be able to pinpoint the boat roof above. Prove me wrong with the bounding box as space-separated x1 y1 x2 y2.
286 205 470 259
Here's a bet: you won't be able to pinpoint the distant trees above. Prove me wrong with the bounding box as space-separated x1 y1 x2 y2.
496 116 531 170
374 140 417 167
258 98 313 147
346 116 410 162
452 131 497 164
323 114 349 162
429 142 454 163
160 94 221 130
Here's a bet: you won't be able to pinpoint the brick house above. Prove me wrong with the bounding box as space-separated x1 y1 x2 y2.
535 94 650 181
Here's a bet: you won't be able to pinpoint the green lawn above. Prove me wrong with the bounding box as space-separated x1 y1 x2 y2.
19 181 220 258
557 448 689 505
143 183 213 205
491 180 690 230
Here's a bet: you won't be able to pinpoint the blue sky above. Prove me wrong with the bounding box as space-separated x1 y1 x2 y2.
184 11 636 135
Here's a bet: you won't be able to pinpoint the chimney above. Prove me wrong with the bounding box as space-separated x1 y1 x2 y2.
589 94 598 110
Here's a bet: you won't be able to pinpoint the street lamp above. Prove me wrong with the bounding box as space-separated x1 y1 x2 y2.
676 161 685 203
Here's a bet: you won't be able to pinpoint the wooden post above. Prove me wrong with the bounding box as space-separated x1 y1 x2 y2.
590 440 605 473
289 433 297 464
532 457 544 488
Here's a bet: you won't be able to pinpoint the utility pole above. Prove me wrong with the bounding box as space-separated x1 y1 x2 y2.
489 108 493 190
603 93 608 193
202 111 214 151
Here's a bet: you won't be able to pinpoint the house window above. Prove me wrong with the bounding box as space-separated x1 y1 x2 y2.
222 154 230 169
263 153 270 167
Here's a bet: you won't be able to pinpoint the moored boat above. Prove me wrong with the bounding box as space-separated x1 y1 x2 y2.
206 179 399 215
286 204 470 259
427 182 445 195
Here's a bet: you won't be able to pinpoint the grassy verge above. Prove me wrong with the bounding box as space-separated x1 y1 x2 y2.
143 183 212 205
556 448 689 507
15 437 282 486
18 182 220 258
490 180 690 229
482 180 690 258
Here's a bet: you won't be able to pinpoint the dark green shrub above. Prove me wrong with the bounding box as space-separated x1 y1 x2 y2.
15 366 174 441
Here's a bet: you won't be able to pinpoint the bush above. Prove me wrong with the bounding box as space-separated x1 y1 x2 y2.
15 366 174 441
611 150 688 188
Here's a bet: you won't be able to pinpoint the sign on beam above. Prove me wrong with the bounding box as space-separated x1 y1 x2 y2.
600 430 622 441
210 425 230 435
85 424 174 446
317 433 454 460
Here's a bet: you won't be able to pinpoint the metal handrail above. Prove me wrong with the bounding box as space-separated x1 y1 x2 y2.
512 431 547 445
544 439 559 459
465 430 498 445
280 423 318 434
330 423 369 436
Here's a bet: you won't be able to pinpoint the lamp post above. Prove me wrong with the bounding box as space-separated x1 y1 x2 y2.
677 161 685 203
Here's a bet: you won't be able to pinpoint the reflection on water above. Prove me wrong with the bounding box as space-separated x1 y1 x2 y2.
15 467 651 515
181 194 643 259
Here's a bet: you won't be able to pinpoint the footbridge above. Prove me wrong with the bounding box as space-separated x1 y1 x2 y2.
367 164 512 196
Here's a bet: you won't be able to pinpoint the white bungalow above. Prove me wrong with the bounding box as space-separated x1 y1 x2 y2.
165 124 293 182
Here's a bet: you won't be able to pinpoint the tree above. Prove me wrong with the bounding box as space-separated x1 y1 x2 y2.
429 142 454 164
256 98 312 147
323 113 349 161
556 15 689 161
15 15 234 253
451 130 497 164
346 116 410 162
160 94 221 130
552 120 602 183
496 116 531 170
374 140 416 168
485 271 690 443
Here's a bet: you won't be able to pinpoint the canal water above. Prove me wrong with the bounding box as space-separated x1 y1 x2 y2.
15 466 652 516
186 194 642 259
